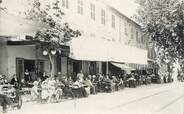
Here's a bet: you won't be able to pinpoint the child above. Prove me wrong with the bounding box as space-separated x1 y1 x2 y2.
31 81 39 101
41 78 49 103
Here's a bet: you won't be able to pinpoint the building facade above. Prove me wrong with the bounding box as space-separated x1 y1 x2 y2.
56 0 149 76
0 0 154 81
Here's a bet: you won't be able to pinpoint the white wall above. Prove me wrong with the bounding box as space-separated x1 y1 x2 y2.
5 45 50 80
60 0 146 50
61 0 120 41
0 44 8 76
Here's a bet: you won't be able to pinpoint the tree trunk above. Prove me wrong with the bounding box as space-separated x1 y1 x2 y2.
49 54 55 77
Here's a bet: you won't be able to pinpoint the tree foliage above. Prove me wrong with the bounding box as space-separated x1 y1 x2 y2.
26 0 81 48
135 0 184 76
25 0 81 76
135 0 184 61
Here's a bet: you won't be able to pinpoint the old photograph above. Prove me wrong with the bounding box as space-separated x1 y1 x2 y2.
0 0 184 114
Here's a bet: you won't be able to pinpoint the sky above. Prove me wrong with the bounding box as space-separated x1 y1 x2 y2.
1 0 139 19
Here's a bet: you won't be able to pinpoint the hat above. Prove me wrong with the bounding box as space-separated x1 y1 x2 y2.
58 72 61 75
92 75 96 78
33 81 38 86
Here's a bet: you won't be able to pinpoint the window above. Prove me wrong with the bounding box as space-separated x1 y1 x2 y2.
112 15 115 28
101 9 105 25
90 3 95 20
131 26 134 39
77 0 83 15
62 0 69 8
112 38 115 42
140 35 144 43
124 21 127 35
142 37 145 43
136 31 139 42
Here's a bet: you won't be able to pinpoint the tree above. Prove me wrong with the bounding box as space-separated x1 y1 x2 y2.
135 0 184 74
26 0 81 77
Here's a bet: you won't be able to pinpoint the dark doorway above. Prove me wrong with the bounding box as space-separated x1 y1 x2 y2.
16 58 24 83
73 61 82 74
24 60 35 72
24 60 36 82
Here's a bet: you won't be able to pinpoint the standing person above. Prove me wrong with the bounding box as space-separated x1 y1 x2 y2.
24 69 30 83
77 70 84 82
37 77 42 103
57 72 62 80
47 77 57 102
41 78 49 102
42 72 48 82
135 73 140 86
30 69 36 82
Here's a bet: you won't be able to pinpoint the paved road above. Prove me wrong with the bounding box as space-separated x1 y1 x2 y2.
6 82 184 114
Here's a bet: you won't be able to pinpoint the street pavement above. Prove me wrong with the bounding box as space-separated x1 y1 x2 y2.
5 82 184 114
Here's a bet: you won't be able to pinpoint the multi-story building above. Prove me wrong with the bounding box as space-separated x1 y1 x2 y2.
57 0 148 76
0 0 153 81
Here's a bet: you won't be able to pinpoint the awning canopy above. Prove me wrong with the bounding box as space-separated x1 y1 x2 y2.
111 62 135 71
0 11 47 36
109 42 148 64
69 37 148 64
69 37 108 62
148 58 155 62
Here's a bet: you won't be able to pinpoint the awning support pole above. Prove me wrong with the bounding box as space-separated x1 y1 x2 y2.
106 62 109 75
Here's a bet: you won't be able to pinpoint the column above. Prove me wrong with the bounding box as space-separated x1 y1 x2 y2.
106 62 109 75
98 62 102 74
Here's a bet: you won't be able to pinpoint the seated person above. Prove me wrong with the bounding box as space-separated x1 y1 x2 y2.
98 74 103 82
117 78 124 89
103 75 114 91
128 76 136 81
112 76 119 83
51 78 64 101
103 75 113 84
10 74 18 86
128 73 136 81
0 75 8 85
84 77 96 95
0 94 11 113
112 76 120 90
72 79 87 97
0 86 11 113
91 75 97 83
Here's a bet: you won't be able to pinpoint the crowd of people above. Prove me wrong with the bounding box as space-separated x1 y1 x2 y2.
27 70 156 103
0 70 157 112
